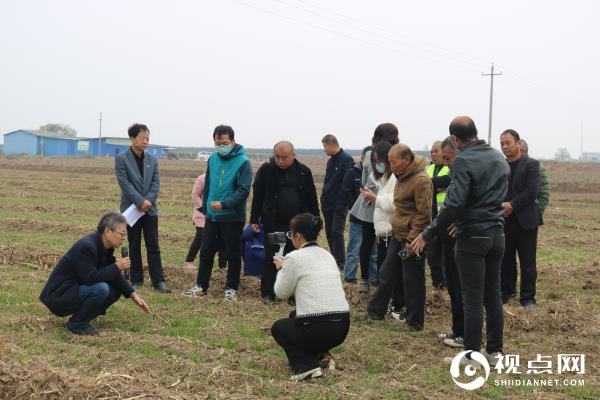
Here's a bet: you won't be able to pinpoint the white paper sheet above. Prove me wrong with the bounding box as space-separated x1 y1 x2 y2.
122 203 145 227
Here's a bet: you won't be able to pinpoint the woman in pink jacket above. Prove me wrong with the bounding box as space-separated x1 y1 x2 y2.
183 174 226 270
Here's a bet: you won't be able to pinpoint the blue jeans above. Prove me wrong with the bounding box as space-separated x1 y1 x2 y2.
68 282 121 330
344 222 378 283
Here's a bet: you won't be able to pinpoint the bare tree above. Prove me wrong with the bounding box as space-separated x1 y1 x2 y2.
554 148 571 161
39 123 77 137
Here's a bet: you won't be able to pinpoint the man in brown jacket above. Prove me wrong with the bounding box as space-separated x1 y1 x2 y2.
357 144 433 331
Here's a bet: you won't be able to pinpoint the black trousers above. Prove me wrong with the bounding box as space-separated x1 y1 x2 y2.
271 317 350 374
196 220 244 291
455 227 504 354
501 220 538 304
185 226 226 267
377 236 403 310
323 208 347 270
360 222 376 280
443 238 464 337
261 227 295 299
367 238 425 329
127 214 165 286
426 237 447 289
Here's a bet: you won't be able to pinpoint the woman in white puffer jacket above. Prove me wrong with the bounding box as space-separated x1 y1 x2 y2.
361 142 405 317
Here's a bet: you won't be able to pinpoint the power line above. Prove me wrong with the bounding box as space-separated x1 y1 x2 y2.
271 0 488 71
230 0 583 122
229 0 484 73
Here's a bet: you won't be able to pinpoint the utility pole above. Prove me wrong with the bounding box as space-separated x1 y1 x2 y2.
98 112 103 158
580 118 583 159
482 64 502 146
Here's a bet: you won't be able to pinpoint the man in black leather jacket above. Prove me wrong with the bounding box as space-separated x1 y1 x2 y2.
410 116 509 364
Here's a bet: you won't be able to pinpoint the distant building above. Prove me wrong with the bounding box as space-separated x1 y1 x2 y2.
3 130 165 158
580 152 600 162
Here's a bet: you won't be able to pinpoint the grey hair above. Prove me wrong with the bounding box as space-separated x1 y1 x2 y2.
441 136 457 152
321 134 339 147
97 212 127 234
520 139 529 154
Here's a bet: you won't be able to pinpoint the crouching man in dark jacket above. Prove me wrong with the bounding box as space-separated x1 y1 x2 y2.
40 212 149 336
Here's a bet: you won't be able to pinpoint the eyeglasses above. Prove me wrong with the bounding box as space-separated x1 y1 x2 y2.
113 229 127 237
286 231 292 239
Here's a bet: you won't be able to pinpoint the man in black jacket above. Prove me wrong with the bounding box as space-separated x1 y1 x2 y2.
39 212 149 336
410 116 509 365
321 134 355 270
250 141 319 303
500 129 542 309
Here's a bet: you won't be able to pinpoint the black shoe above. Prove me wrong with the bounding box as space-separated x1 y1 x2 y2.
352 311 384 322
68 324 98 336
154 281 171 293
400 323 423 332
131 282 143 290
521 300 536 309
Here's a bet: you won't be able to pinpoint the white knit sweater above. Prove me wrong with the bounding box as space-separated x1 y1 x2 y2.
373 173 397 237
274 245 350 318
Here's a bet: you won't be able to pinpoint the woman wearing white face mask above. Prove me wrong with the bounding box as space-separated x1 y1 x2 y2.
361 141 405 319
271 213 350 381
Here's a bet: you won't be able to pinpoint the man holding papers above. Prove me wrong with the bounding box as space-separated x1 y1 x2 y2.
115 123 170 293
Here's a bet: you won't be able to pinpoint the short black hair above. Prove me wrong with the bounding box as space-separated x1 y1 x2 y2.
97 212 127 234
501 129 520 141
128 123 149 138
290 213 323 242
371 141 392 180
321 134 339 147
213 125 235 141
441 136 457 152
372 123 399 146
449 118 478 140
361 145 373 158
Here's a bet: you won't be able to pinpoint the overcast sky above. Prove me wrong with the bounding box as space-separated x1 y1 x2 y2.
1 0 598 158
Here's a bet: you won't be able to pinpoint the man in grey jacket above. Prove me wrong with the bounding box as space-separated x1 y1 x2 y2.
115 123 170 293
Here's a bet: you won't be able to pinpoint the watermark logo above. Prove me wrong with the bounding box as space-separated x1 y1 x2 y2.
450 352 586 390
450 351 490 390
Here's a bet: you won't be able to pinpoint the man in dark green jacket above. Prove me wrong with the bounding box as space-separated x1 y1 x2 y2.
520 139 550 214
184 125 252 302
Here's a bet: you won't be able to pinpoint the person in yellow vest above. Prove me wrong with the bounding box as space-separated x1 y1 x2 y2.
425 141 450 290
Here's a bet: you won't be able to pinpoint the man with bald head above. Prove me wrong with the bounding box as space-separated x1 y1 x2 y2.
356 143 433 331
426 140 451 291
250 141 319 303
410 116 509 365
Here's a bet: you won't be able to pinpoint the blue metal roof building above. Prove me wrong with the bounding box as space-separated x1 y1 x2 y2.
3 130 165 158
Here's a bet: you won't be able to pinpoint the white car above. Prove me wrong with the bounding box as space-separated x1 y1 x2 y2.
196 151 211 161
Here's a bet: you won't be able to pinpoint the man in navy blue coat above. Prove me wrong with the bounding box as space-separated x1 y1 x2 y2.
321 134 355 270
40 212 149 336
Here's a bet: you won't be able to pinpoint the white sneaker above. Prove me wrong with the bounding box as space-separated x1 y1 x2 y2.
327 359 336 370
483 350 503 366
183 285 207 299
290 367 322 381
224 288 237 302
443 336 464 348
